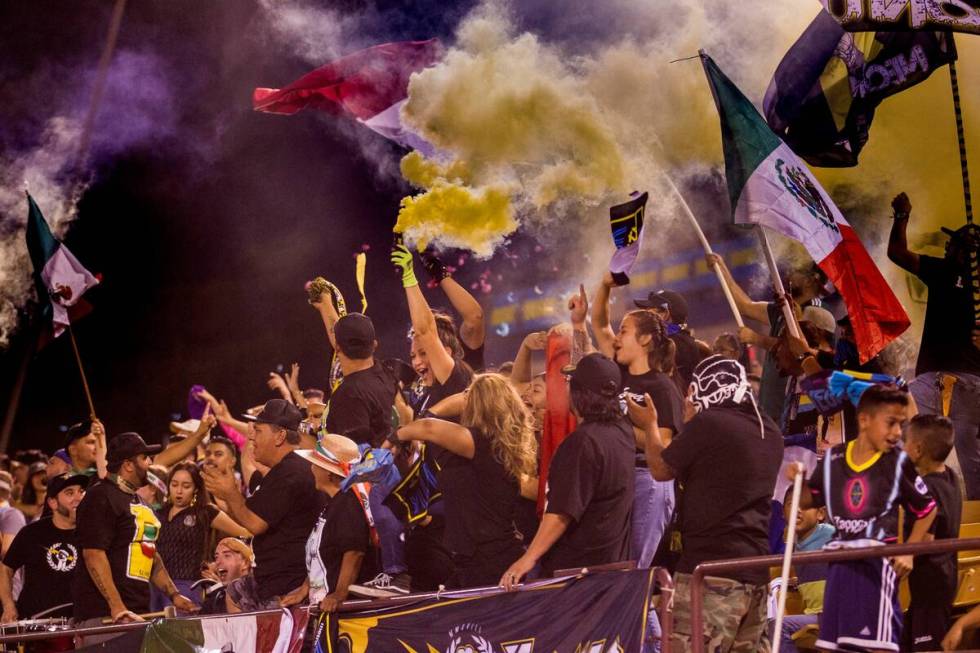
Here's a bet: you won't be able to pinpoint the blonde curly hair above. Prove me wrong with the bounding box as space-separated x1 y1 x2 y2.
461 373 537 480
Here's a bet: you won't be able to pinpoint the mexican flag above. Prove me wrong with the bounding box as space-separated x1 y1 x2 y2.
700 53 910 363
25 194 99 337
75 608 306 653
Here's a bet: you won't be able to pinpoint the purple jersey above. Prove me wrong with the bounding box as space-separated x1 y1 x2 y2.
809 442 935 544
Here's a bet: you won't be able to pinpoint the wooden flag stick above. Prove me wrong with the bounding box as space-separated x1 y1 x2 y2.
773 462 805 653
757 226 802 340
67 323 97 421
661 174 745 328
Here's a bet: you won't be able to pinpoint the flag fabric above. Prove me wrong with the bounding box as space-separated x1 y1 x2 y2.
319 570 655 652
702 53 910 363
25 193 99 337
763 11 956 167
253 40 442 152
819 0 980 35
537 330 577 514
74 608 306 653
608 191 648 286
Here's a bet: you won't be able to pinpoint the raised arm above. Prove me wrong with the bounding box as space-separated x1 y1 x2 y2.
886 192 920 275
591 273 618 358
154 414 215 468
511 331 547 384
393 245 456 385
706 253 771 326
421 250 486 351
396 418 475 459
311 284 341 351
568 284 594 364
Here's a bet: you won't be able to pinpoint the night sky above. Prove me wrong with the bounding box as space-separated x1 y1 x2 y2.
0 0 490 452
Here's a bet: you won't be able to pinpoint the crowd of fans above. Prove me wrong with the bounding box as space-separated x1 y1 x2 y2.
0 192 978 652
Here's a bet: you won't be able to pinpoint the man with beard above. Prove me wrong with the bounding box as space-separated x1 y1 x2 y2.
888 192 980 499
199 538 254 615
72 433 198 637
0 473 87 622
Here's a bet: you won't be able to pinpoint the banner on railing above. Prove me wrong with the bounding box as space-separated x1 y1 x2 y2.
75 607 308 653
316 569 655 653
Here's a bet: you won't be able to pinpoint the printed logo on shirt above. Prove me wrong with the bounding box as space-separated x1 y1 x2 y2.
914 476 929 496
844 476 868 514
126 503 161 581
45 542 78 572
183 513 197 528
832 516 872 535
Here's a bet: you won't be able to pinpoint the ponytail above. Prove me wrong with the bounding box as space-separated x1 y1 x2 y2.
624 310 676 374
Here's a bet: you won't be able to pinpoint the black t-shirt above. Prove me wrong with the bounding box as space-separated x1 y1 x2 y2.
618 366 685 466
903 467 961 606
72 480 162 619
542 419 635 574
915 255 980 376
155 504 219 581
317 491 378 594
670 330 702 389
439 428 522 556
661 404 783 585
325 363 397 447
809 443 935 544
247 451 323 599
423 361 473 414
462 341 486 373
3 517 78 618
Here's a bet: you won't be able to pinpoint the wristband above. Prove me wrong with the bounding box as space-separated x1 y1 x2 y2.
893 211 909 221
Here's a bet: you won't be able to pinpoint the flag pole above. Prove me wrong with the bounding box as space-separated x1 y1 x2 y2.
773 462 806 653
757 226 802 339
948 43 973 224
67 323 97 421
661 174 745 328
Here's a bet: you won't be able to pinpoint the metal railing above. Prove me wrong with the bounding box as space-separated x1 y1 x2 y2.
0 566 673 647
689 537 980 653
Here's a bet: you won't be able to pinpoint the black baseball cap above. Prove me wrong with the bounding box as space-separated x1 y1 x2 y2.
634 289 689 324
45 472 89 500
335 313 376 355
564 353 621 397
252 399 302 431
106 432 163 466
64 421 93 449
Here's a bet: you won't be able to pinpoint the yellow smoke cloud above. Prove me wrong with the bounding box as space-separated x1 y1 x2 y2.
396 5 629 255
395 180 515 257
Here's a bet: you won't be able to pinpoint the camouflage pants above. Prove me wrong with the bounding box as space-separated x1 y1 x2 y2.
670 572 771 653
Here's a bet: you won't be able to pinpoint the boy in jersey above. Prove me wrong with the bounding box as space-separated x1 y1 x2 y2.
790 385 936 653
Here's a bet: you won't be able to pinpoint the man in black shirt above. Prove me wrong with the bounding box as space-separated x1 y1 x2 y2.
638 355 782 652
72 433 197 635
323 313 397 447
203 399 321 612
0 473 87 621
888 192 980 498
501 353 634 587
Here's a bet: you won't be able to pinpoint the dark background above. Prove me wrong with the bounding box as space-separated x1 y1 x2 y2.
0 0 488 451
0 0 752 454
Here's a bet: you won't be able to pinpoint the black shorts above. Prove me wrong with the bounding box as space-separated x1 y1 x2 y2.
902 604 953 652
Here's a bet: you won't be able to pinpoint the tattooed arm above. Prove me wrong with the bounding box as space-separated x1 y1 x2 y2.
82 549 137 622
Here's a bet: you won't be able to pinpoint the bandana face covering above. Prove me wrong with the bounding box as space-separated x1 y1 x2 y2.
689 355 766 437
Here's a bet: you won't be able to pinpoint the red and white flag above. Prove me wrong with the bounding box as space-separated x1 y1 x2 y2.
253 39 442 152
